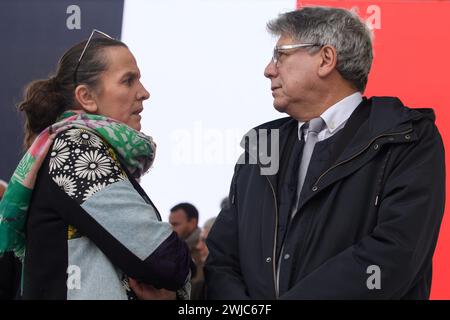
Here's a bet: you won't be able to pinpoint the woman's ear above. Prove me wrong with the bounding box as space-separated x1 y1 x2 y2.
74 85 98 113
317 45 338 78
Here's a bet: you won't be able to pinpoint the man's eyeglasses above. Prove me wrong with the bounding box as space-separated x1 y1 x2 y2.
73 29 114 84
272 43 319 65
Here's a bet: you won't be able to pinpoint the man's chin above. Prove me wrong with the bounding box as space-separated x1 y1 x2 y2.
273 102 287 113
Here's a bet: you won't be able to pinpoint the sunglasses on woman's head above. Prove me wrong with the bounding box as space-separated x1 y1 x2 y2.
73 29 114 84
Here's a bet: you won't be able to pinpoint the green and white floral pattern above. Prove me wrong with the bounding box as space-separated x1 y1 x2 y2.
0 111 156 260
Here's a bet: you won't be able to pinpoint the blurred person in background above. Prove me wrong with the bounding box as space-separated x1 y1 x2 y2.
196 217 217 265
191 216 216 300
169 202 201 291
169 202 201 247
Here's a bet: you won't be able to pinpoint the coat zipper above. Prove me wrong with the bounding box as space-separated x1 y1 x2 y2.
312 128 413 189
261 127 411 299
265 175 280 299
269 128 412 298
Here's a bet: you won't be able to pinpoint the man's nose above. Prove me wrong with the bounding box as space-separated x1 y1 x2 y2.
264 59 278 79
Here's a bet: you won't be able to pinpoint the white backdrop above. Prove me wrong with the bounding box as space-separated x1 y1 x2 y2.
122 0 296 225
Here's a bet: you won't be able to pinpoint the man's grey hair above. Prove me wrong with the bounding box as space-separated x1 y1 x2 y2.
267 6 373 92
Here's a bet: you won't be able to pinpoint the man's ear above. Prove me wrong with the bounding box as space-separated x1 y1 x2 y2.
317 45 338 78
189 218 198 229
74 85 98 113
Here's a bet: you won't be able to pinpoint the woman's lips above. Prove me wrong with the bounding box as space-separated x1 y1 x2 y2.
132 107 143 115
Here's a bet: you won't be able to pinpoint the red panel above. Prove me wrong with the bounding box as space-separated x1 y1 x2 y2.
296 0 450 299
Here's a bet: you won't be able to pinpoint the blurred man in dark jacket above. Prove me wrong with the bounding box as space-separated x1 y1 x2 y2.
169 202 202 290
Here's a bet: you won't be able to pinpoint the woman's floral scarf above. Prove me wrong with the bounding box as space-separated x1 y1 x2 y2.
0 111 156 260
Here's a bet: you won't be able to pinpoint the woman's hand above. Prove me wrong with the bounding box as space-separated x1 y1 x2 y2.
128 277 177 300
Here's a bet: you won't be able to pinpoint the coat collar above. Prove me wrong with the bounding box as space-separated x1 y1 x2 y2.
335 97 435 162
243 96 435 159
239 96 436 187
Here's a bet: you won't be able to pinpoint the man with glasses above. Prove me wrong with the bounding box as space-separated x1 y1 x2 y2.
205 6 445 299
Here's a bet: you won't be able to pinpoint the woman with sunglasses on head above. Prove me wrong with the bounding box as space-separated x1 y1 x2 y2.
0 31 191 300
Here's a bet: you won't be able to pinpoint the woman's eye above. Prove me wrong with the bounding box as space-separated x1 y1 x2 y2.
124 77 134 86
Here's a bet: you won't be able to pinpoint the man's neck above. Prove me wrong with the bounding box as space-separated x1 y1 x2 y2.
292 88 360 122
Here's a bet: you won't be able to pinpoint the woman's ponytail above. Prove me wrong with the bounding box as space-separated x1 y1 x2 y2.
18 77 66 149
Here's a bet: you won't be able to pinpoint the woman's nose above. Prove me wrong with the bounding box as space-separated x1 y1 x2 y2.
139 81 150 100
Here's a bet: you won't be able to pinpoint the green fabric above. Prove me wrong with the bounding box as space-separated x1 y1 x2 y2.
0 111 156 260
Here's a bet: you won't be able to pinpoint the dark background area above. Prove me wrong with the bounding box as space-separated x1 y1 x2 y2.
0 0 124 180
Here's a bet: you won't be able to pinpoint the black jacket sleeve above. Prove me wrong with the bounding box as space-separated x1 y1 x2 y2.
204 164 251 299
